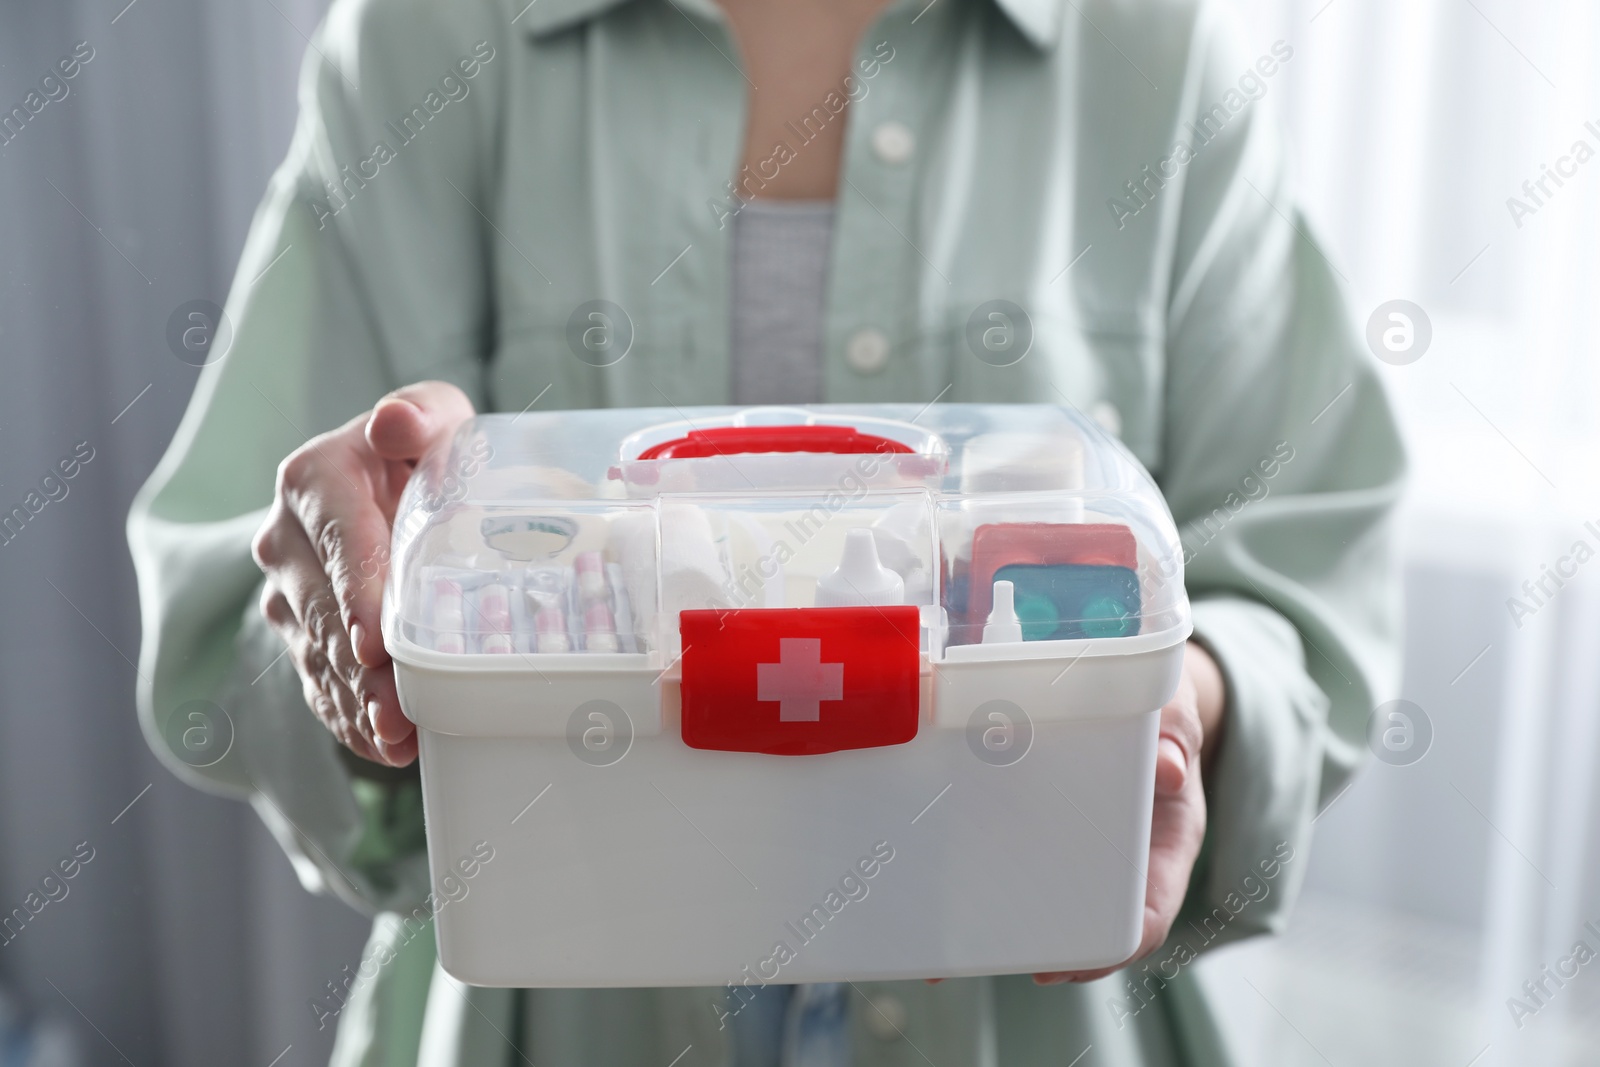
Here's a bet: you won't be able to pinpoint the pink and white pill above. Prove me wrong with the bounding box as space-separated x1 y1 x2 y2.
473 581 514 653
574 551 608 604
535 605 571 654
582 602 618 653
433 578 466 652
475 581 512 632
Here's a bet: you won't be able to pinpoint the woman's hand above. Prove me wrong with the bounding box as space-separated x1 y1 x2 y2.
251 381 476 767
1032 640 1226 985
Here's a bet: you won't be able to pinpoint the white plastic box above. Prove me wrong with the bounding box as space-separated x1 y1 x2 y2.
383 404 1190 988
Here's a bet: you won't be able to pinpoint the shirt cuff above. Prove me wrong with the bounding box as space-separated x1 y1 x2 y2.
226 590 432 915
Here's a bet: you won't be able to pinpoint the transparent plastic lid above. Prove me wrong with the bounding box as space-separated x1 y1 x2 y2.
382 404 1189 664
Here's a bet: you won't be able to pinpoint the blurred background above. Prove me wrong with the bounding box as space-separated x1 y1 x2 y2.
1 0 1596 1064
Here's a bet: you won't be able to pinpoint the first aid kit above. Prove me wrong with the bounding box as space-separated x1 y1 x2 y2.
383 404 1191 988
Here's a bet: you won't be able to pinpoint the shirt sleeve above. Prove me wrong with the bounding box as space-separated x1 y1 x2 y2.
1156 10 1406 948
126 0 504 914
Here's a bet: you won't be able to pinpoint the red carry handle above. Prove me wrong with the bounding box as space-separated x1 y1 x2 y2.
635 425 914 460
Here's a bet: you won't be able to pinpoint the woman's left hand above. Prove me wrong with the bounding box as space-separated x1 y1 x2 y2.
1031 641 1224 985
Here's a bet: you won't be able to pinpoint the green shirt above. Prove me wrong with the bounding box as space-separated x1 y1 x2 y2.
126 0 1405 1062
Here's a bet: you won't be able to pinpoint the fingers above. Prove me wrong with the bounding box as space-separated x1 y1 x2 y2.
1034 685 1210 987
1185 640 1227 771
1154 680 1203 797
1033 969 1104 986
256 505 366 694
274 433 397 669
1154 735 1188 795
366 380 476 462
324 381 473 665
362 664 416 753
250 387 461 766
1144 690 1208 903
1033 791 1208 985
262 586 383 763
1142 794 1205 933
258 569 416 768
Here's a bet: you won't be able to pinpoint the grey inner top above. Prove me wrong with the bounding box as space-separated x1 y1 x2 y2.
727 199 849 1065
729 199 837 405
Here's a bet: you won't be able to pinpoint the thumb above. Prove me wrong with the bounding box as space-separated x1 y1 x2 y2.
366 380 476 462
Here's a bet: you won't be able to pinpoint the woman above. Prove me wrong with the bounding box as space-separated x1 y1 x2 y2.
128 0 1404 1062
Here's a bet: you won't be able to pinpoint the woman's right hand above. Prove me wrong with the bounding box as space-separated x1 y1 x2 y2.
251 381 476 767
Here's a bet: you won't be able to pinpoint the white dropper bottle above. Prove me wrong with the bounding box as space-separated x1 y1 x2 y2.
815 528 906 607
983 580 1023 644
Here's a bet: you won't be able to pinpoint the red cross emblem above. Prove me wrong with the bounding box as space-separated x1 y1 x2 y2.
758 639 845 722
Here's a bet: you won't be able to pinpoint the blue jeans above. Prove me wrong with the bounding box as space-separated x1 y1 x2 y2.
726 983 851 1067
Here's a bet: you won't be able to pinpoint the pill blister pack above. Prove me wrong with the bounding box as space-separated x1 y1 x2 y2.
421 551 641 657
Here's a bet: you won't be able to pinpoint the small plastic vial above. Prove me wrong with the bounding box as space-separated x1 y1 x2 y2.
815 529 905 607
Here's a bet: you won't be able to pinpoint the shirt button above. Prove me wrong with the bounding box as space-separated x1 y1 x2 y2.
871 121 915 165
845 329 892 375
864 993 908 1039
1091 400 1122 438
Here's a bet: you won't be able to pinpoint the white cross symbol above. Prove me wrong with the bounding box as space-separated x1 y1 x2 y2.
757 638 844 722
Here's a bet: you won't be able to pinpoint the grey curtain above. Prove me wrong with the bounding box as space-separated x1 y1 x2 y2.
0 2 366 1065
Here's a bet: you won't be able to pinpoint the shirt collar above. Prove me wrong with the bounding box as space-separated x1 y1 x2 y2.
517 0 1063 50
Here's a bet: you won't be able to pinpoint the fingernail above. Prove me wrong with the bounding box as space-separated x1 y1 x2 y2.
366 696 387 739
374 738 392 764
349 622 370 665
371 698 413 746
